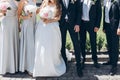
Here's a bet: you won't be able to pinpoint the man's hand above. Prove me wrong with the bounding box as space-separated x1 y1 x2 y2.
103 29 105 33
117 28 120 35
74 25 80 32
94 27 99 32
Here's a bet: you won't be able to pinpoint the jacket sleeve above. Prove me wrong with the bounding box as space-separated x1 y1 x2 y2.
75 0 82 26
103 7 106 30
95 0 102 28
114 0 120 29
118 0 120 28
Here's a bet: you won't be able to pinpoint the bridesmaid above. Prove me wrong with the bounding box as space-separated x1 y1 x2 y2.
0 0 19 75
18 0 36 74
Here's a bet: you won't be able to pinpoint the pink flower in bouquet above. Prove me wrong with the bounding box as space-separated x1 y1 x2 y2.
43 13 49 18
0 2 11 16
40 8 53 19
0 4 7 10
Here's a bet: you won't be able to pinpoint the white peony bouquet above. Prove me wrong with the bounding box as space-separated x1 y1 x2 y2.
0 1 11 15
40 8 53 19
24 5 37 13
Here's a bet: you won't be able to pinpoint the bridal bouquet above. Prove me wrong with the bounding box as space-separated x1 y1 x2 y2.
0 1 11 15
24 5 37 13
40 9 53 19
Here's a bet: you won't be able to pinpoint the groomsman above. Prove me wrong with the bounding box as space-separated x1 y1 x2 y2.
80 0 102 69
59 0 83 77
103 0 120 75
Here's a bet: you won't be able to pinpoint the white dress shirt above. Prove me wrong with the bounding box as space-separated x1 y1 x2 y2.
63 0 69 19
64 0 69 8
82 0 92 21
104 0 111 23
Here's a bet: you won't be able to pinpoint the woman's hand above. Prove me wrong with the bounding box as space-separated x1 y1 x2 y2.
44 19 51 24
18 26 21 32
27 11 33 18
1 10 7 15
43 18 60 24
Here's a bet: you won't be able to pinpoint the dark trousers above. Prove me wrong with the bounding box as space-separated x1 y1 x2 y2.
80 21 98 63
105 23 119 67
60 21 81 67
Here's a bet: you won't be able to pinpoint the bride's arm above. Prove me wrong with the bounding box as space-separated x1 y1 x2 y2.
17 1 23 32
0 7 7 16
36 7 40 14
44 14 61 23
0 11 6 16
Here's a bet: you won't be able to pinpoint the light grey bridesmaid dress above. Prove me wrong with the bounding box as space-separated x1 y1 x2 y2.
0 0 19 74
19 0 36 73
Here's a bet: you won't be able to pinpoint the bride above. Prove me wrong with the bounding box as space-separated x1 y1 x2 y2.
33 0 66 77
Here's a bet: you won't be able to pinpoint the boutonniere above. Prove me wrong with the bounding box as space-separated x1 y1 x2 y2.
91 0 97 5
70 0 76 4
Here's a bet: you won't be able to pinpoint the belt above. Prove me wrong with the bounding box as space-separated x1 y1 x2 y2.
82 20 90 23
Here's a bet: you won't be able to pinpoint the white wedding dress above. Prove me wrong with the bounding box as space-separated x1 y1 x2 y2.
19 1 36 73
0 0 19 74
33 6 66 77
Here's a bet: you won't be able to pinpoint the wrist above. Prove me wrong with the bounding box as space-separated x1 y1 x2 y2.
27 15 30 18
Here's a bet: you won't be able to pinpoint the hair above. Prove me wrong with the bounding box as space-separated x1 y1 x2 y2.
16 0 20 1
40 0 61 18
55 0 61 18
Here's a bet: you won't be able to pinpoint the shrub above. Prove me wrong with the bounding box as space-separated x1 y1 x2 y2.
97 35 105 52
86 36 91 52
66 32 73 50
66 41 72 50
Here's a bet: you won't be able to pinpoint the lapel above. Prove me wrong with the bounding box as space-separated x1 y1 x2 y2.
68 0 74 10
62 0 70 9
68 0 70 8
109 1 114 16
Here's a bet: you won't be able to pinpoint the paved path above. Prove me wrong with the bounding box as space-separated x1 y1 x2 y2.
1 54 120 80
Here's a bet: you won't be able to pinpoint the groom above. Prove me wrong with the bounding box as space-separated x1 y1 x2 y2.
59 0 83 77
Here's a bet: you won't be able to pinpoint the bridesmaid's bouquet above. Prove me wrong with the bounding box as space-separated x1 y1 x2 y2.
24 5 37 13
0 1 11 16
40 9 53 19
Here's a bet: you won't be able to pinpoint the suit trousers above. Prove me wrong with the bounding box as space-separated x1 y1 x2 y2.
80 20 98 63
60 21 81 67
104 23 119 67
